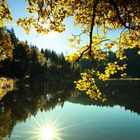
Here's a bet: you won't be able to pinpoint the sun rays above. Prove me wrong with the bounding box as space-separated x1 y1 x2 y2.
25 114 64 140
12 109 91 140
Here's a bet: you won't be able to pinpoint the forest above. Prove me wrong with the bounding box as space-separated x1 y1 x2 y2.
0 27 140 82
0 0 140 101
0 1 140 139
0 27 80 81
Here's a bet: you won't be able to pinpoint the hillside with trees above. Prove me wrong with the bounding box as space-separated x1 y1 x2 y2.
0 27 140 82
0 27 80 81
0 0 140 100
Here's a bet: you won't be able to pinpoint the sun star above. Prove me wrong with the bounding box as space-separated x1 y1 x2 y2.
40 126 55 140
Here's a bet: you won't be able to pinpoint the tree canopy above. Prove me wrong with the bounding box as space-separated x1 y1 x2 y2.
0 28 80 81
0 0 140 100
0 28 14 61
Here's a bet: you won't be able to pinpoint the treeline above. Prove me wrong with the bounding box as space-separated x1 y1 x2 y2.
69 80 140 114
79 48 140 78
0 81 74 138
0 28 80 80
0 27 139 80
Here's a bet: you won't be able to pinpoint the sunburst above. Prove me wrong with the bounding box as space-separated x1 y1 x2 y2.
14 112 89 140
23 114 64 140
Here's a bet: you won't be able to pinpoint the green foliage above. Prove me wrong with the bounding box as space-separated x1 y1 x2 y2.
124 48 140 77
7 28 19 46
0 28 80 80
12 42 30 78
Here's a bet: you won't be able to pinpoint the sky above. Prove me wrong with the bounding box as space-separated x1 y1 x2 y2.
6 0 121 54
6 0 84 55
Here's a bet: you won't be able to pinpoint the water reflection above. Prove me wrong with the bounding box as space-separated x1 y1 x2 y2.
70 80 140 114
0 81 74 139
0 80 140 139
25 115 62 140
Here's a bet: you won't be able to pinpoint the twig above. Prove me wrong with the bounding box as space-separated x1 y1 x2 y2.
75 39 110 64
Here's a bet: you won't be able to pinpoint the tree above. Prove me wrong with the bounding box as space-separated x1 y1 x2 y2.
7 28 19 46
0 0 12 28
1 0 140 99
124 48 140 77
29 46 46 79
0 28 14 61
12 42 30 78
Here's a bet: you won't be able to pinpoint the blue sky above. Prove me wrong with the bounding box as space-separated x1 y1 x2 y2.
6 0 84 54
6 0 120 54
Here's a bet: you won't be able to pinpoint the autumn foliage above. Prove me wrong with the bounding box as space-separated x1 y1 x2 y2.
0 0 140 100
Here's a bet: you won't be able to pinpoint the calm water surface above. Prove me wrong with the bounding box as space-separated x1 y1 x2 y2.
0 80 140 140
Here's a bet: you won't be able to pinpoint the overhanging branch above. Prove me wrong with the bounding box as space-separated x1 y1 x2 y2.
88 0 99 56
73 0 100 64
75 39 110 63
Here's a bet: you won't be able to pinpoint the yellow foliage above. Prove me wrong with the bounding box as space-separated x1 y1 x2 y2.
1 0 140 100
0 0 13 27
36 52 46 65
0 29 14 61
75 71 107 101
0 77 14 100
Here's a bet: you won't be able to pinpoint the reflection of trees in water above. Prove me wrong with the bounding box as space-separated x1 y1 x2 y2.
0 108 13 139
0 80 140 139
69 80 140 115
0 81 74 139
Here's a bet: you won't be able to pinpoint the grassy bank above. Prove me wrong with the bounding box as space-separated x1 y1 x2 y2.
0 77 14 100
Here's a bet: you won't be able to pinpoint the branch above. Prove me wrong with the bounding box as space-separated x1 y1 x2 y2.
75 39 110 63
72 29 87 37
37 1 44 21
88 0 100 56
109 0 136 30
74 0 99 64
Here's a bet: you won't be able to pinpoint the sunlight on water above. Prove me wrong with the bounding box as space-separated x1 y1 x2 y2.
31 124 59 140
41 127 54 140
22 114 64 140
25 111 88 140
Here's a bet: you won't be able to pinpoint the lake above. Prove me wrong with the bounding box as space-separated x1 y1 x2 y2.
0 80 140 140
